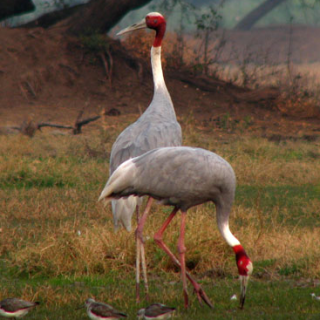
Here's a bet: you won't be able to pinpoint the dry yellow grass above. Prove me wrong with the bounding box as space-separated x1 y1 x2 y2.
0 127 319 283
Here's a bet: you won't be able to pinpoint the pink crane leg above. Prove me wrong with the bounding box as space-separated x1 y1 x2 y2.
136 197 153 303
136 204 141 302
154 208 214 309
136 228 141 303
178 211 189 308
140 241 149 301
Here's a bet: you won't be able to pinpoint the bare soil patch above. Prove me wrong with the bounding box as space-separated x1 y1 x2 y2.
0 26 319 139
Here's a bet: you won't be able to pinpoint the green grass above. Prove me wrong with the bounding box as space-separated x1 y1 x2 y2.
1 269 320 319
235 185 320 227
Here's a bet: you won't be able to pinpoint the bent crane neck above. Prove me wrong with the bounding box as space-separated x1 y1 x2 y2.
216 204 240 247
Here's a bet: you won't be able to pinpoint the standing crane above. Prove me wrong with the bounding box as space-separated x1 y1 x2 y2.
99 147 253 309
108 12 182 301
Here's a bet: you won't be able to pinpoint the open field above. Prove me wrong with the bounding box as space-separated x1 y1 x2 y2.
1 117 320 319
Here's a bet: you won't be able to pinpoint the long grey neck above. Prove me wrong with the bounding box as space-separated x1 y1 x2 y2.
151 46 166 92
149 46 176 118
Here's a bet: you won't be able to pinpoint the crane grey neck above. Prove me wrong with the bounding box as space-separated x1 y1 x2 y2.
149 46 176 118
151 46 167 92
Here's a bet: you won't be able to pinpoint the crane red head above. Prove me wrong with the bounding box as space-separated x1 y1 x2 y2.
117 12 166 47
233 245 253 309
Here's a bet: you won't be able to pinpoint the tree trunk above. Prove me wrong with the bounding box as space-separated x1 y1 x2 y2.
55 0 153 36
0 0 35 20
234 0 287 31
21 3 86 28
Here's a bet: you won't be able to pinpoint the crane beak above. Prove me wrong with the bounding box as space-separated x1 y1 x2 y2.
239 275 249 309
117 19 147 36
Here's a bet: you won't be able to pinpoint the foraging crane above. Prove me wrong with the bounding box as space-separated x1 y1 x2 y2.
109 12 182 300
0 298 39 319
99 147 253 309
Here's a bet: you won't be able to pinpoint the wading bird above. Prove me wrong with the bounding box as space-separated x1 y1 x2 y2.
137 303 176 319
0 298 39 319
109 12 182 301
84 298 127 320
99 147 253 309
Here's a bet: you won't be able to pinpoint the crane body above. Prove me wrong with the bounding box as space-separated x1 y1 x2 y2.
99 147 253 309
107 12 182 302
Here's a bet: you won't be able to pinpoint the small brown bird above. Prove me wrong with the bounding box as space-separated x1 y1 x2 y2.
84 298 127 320
0 298 39 319
137 304 176 320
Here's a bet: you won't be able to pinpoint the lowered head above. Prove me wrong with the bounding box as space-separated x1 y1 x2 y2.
117 12 166 47
137 308 145 319
85 298 95 307
233 245 253 309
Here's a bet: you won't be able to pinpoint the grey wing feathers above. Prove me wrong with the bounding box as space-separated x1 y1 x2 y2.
92 304 127 318
132 147 235 200
0 299 37 311
101 147 235 211
110 120 182 173
145 304 176 316
108 118 181 231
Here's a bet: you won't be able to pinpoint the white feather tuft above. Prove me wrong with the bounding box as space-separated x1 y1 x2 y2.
112 196 142 232
98 158 136 203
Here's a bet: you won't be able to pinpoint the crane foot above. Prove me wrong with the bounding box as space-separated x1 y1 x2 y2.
193 287 214 309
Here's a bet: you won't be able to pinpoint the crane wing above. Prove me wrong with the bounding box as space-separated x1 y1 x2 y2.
110 120 182 173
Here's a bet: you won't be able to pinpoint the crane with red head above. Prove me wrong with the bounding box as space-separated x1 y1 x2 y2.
108 12 182 303
99 146 253 309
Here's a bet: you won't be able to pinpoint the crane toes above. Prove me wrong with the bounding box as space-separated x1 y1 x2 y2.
183 290 189 309
193 287 214 309
199 289 214 309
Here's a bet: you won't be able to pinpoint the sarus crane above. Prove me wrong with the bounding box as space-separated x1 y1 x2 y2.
99 147 253 309
108 12 182 301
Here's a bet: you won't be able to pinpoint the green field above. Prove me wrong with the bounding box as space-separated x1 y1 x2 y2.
0 122 320 319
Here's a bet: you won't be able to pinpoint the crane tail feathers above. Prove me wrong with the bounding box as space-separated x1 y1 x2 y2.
98 159 136 203
98 158 140 231
98 185 114 204
112 197 142 232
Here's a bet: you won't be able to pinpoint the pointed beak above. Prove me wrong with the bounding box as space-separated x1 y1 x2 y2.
117 18 147 36
239 275 249 309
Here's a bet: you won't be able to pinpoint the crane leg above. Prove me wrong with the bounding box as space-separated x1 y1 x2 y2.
136 206 141 303
178 210 189 308
140 239 149 301
136 197 153 303
154 208 214 309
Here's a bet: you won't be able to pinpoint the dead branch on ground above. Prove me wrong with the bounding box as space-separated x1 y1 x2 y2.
5 107 120 137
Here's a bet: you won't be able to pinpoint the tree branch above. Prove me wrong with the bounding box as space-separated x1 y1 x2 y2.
234 0 287 31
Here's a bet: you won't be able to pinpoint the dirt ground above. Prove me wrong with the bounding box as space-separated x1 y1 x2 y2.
0 25 320 139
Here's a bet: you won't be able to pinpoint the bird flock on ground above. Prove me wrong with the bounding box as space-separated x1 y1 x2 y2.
0 297 175 319
4 10 287 320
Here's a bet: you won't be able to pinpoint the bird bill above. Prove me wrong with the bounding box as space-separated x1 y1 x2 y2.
117 19 147 36
239 275 249 309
